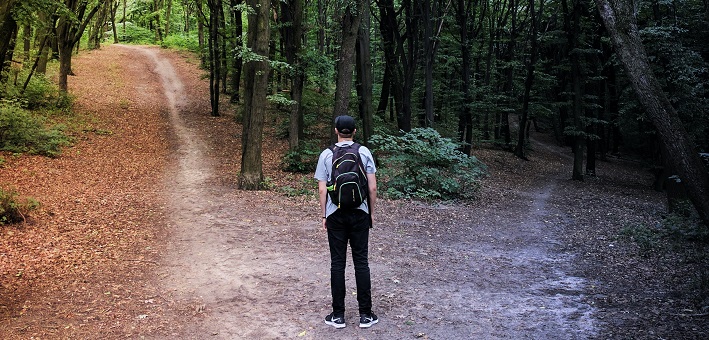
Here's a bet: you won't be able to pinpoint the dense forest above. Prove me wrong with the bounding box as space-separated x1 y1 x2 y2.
1 0 708 224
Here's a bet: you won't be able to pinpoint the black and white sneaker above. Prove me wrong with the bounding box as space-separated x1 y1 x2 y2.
359 313 379 328
325 313 346 329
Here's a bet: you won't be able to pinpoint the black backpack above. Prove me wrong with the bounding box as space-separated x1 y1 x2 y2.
327 143 369 209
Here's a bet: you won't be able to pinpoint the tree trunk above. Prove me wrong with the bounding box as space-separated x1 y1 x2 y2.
0 0 17 83
355 3 373 145
229 0 243 103
455 0 473 154
375 62 390 119
239 0 271 190
56 0 100 92
515 0 540 160
332 0 364 141
22 23 30 62
562 0 585 180
280 0 305 150
111 0 119 43
207 0 221 116
595 0 709 225
165 0 173 37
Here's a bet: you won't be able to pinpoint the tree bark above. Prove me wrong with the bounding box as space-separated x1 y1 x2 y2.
594 0 709 225
280 0 305 150
355 3 373 145
332 0 364 141
239 0 271 190
56 0 100 92
515 0 540 160
0 0 17 83
206 0 221 116
229 0 243 103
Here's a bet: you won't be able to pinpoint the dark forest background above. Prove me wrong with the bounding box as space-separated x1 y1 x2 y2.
1 0 708 223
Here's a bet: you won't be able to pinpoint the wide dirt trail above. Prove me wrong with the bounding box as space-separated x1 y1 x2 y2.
132 46 599 339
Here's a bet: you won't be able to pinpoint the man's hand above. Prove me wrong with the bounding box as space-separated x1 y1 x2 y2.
322 218 327 231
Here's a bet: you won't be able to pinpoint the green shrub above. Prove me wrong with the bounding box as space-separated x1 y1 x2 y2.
1 71 69 111
162 33 201 53
370 128 487 200
281 140 321 173
0 103 71 157
114 23 155 45
619 223 663 256
0 186 40 225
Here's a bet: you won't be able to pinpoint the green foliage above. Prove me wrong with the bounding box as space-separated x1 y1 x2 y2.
369 128 487 200
115 22 155 45
1 71 69 111
620 223 663 256
281 140 321 173
301 49 335 93
0 186 40 225
161 34 201 53
0 103 71 157
620 210 708 257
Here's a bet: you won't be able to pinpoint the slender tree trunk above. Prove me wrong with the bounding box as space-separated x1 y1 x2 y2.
375 62 390 118
0 0 18 83
56 0 100 92
165 0 173 37
22 23 30 62
280 0 305 150
240 0 271 190
515 0 540 160
456 0 473 154
229 0 243 103
562 0 585 180
206 0 221 116
332 0 364 140
198 0 205 67
111 0 119 43
219 3 228 94
356 3 373 145
595 0 709 225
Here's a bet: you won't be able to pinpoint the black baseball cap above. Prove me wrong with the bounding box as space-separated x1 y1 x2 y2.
335 115 356 134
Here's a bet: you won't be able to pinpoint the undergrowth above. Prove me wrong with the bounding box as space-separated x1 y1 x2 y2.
370 128 487 200
0 186 40 225
619 205 709 312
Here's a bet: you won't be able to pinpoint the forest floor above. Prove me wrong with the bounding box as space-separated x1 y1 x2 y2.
1 45 708 339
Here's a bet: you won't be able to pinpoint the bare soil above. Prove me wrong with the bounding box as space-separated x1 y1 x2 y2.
1 45 707 339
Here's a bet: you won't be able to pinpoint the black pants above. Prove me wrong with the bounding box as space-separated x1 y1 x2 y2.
326 209 372 316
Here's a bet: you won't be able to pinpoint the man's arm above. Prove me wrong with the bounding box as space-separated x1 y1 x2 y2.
318 180 328 230
367 173 377 226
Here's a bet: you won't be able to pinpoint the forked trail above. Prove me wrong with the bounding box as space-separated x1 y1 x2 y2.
132 44 598 339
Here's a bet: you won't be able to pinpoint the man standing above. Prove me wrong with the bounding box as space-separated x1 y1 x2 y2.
314 115 378 329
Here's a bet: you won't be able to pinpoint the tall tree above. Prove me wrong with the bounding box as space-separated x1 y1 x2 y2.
205 0 222 116
228 0 243 103
279 0 305 150
355 2 373 145
332 0 365 139
421 0 450 128
561 0 585 180
515 0 541 159
239 0 271 190
0 0 18 84
56 0 101 92
594 0 709 225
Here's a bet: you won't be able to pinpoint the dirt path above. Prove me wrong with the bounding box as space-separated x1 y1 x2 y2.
5 45 704 339
123 45 600 339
